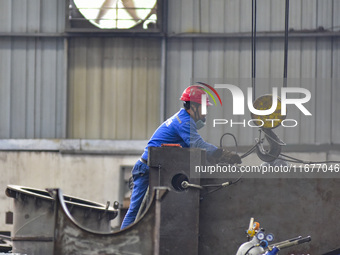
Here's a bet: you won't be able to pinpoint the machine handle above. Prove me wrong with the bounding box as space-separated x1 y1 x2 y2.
181 181 204 190
275 236 311 250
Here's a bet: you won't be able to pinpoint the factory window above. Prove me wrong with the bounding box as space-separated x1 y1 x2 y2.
67 0 163 32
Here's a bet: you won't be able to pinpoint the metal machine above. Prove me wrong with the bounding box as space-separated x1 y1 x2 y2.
236 218 311 255
6 185 118 254
6 146 340 254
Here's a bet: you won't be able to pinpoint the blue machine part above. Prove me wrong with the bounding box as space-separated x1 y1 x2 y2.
256 232 265 240
259 240 269 248
265 247 279 255
266 233 275 242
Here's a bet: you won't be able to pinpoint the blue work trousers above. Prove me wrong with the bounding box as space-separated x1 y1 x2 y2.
120 160 149 230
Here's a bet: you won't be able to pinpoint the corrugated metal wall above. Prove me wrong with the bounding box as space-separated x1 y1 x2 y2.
0 37 66 138
165 0 340 146
0 0 65 33
67 37 161 139
0 0 339 145
166 37 340 146
0 0 66 138
167 0 339 33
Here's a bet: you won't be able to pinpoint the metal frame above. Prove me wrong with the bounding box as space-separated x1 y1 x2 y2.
53 187 167 255
1 30 339 39
65 0 164 34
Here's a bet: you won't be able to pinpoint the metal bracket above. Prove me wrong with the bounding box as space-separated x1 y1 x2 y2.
256 129 285 162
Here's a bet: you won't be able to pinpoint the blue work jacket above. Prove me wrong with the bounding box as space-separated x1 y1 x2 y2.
141 108 217 161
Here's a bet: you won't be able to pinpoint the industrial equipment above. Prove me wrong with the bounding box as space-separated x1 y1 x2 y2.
6 185 118 254
236 218 311 255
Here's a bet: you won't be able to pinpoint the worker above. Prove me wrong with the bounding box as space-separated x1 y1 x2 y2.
120 85 241 230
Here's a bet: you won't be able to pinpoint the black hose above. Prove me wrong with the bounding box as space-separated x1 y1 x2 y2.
279 153 340 164
220 133 238 152
263 152 340 164
283 0 289 87
245 245 256 255
241 143 258 159
200 172 243 197
251 0 257 101
219 132 261 159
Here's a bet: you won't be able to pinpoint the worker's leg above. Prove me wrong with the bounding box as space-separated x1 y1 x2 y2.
121 163 149 229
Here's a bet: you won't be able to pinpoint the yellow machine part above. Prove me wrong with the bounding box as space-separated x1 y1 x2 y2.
250 95 286 129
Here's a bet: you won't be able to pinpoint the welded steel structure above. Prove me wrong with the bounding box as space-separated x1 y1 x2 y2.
53 187 167 255
51 147 203 255
49 147 339 254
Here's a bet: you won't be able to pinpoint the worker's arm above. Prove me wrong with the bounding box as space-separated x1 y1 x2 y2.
179 119 218 157
178 119 241 164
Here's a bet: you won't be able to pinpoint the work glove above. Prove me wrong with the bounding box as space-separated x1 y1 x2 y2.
209 147 242 165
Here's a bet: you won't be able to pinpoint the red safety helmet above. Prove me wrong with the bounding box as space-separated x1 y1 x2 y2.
180 85 212 105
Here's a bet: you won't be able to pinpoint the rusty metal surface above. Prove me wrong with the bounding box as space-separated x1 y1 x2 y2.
198 178 340 254
146 147 340 254
53 187 168 255
148 147 204 255
6 148 340 254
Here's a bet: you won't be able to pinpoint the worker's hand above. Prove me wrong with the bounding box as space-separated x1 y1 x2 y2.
207 148 223 164
217 147 242 164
